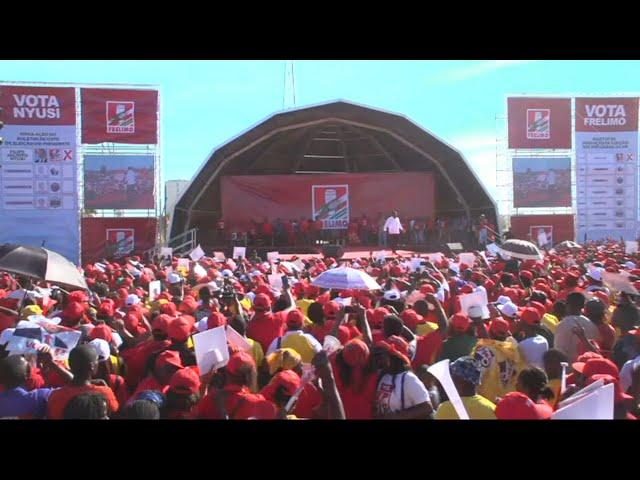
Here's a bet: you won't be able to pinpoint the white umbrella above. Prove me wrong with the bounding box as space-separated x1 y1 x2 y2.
311 266 382 291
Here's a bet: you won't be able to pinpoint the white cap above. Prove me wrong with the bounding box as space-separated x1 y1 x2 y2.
111 332 123 348
449 263 460 275
383 289 402 301
625 261 637 270
496 295 512 306
126 294 140 306
89 338 111 362
498 302 519 318
0 328 15 345
246 292 256 303
222 269 233 278
588 267 603 282
468 305 490 320
167 272 183 284
196 318 209 332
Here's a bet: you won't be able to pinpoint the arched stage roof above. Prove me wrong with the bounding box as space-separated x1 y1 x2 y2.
170 100 497 240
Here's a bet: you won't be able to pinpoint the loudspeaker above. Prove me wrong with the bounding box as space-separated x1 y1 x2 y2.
321 244 344 259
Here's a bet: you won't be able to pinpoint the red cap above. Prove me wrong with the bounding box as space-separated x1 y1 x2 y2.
460 285 474 294
573 357 619 378
261 370 302 402
63 301 85 321
520 307 541 325
207 311 227 330
377 336 411 366
159 302 178 317
336 325 350 345
178 296 198 315
342 339 370 367
339 289 354 299
592 291 609 306
156 350 183 370
489 317 511 337
575 351 604 363
89 324 114 344
323 301 342 318
253 293 272 311
495 392 553 420
286 309 305 329
400 309 424 331
390 265 403 277
169 367 201 395
98 302 114 318
168 316 192 343
124 313 140 332
371 307 390 329
420 284 435 295
68 290 88 304
451 313 470 332
227 351 256 376
520 270 534 281
152 314 173 335
529 301 547 318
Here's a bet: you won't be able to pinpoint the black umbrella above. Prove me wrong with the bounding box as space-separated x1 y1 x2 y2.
499 239 543 261
0 244 87 291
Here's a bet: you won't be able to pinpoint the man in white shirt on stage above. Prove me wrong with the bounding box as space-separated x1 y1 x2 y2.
384 210 404 255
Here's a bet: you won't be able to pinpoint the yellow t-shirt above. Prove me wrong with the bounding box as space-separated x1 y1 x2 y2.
247 337 265 368
416 322 439 336
541 314 559 334
435 395 497 420
296 299 315 317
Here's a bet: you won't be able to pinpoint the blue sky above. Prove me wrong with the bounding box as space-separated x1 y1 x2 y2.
2 60 640 200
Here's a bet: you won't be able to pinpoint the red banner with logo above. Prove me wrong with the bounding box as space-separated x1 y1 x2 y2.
508 98 572 149
0 86 76 125
220 172 435 232
575 97 639 132
510 214 574 244
80 89 158 144
81 217 157 263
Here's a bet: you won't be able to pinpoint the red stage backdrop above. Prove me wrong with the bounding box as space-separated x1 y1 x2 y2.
220 173 435 232
81 217 157 263
510 214 574 244
81 89 158 144
508 97 572 149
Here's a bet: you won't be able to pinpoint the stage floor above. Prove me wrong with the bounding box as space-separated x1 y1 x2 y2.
277 248 428 261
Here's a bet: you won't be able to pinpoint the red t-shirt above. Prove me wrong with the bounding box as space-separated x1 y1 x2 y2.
195 385 277 419
121 339 172 390
294 382 323 419
246 311 287 353
262 223 274 235
331 355 377 419
47 384 119 419
412 331 444 369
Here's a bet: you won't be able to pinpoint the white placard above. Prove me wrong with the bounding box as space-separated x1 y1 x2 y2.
189 245 206 261
192 326 229 376
193 263 207 279
428 359 470 420
426 252 443 263
267 251 280 262
459 290 489 316
551 383 614 420
458 252 476 267
334 297 352 306
557 379 605 410
148 280 161 302
160 247 173 259
625 241 638 254
411 257 423 272
373 251 387 262
268 274 283 291
226 259 237 271
225 325 252 352
233 247 246 260
213 251 226 261
293 259 305 271
177 258 190 269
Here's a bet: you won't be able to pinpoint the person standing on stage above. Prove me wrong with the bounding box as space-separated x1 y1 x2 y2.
384 210 404 255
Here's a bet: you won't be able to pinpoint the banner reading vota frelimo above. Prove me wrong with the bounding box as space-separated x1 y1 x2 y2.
0 85 79 263
575 98 639 241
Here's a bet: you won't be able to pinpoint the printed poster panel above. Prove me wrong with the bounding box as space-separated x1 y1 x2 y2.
508 97 572 149
106 229 135 258
0 85 79 263
512 157 571 208
80 88 158 144
312 184 349 229
84 155 155 209
575 98 639 241
529 225 553 249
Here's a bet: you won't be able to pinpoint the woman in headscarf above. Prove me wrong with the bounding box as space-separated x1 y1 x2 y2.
331 339 378 419
373 335 433 419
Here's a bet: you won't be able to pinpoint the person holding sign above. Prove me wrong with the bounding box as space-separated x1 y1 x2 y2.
194 351 277 420
434 356 497 420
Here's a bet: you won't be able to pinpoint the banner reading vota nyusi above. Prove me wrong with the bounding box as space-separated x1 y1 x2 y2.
575 98 639 241
0 85 79 263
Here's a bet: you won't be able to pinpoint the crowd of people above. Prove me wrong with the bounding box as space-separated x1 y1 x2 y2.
219 212 495 250
1 237 639 420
